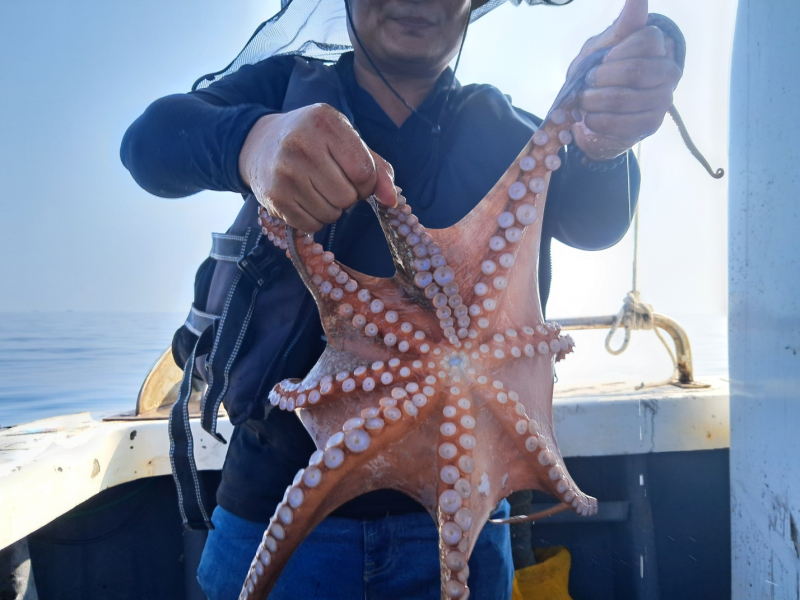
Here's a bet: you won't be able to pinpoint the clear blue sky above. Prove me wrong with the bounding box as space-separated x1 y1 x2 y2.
0 0 735 318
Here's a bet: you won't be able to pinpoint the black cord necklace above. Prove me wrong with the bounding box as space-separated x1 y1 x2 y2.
344 0 471 136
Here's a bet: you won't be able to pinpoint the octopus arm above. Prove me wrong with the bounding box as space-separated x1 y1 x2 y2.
242 388 445 599
269 352 439 412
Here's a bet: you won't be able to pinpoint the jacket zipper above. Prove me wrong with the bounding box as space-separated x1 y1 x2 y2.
326 222 337 251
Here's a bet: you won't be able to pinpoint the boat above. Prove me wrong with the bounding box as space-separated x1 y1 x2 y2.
2 1 798 599
0 309 732 599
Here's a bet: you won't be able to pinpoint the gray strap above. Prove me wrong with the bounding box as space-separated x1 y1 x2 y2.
210 233 248 262
201 227 267 442
184 305 219 337
169 327 215 530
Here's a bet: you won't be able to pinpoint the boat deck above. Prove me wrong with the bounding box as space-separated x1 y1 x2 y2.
0 377 728 550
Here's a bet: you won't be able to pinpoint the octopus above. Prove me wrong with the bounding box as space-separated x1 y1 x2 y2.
238 0 719 597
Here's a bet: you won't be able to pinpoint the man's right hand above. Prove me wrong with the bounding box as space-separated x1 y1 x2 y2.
239 103 398 233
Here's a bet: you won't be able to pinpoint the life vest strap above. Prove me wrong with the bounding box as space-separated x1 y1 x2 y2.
169 226 283 530
184 305 218 337
210 232 248 262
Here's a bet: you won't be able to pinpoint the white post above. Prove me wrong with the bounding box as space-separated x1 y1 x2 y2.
729 0 800 597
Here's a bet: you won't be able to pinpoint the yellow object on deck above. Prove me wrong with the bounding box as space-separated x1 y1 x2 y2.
512 546 573 600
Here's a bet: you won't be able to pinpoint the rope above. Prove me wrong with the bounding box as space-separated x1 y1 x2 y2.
489 502 572 525
607 144 648 355
604 294 680 389
604 289 654 354
604 143 679 386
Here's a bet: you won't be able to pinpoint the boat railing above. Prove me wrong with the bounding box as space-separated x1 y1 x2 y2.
553 296 708 389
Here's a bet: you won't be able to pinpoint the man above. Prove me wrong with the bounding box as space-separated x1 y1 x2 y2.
122 0 680 597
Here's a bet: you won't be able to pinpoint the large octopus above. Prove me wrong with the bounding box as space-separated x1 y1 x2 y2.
237 0 693 598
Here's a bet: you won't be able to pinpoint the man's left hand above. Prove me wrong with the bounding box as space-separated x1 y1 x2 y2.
572 25 683 161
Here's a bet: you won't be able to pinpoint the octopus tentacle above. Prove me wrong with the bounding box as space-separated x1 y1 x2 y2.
374 196 447 287
258 210 424 348
420 108 580 340
241 389 445 600
459 324 575 370
258 213 291 251
371 196 473 348
476 379 596 516
266 215 448 356
435 389 480 599
269 357 437 410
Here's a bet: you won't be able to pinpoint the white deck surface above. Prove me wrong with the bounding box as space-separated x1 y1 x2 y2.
0 377 728 549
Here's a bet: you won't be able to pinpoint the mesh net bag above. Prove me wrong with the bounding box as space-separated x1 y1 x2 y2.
193 0 573 90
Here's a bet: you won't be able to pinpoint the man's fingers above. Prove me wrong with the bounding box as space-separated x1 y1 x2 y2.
604 26 666 62
259 104 396 227
369 150 398 207
265 167 340 231
249 104 395 232
304 104 378 200
571 121 636 161
342 146 380 200
581 84 673 114
664 35 677 62
311 154 360 210
323 133 395 206
584 109 667 140
586 57 682 90
304 180 345 224
267 197 326 233
324 123 380 200
323 119 396 206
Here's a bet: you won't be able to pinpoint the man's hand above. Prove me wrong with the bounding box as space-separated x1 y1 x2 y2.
568 1 683 161
239 103 397 233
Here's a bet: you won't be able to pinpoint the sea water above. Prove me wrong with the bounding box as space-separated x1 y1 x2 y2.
0 312 728 428
0 312 184 427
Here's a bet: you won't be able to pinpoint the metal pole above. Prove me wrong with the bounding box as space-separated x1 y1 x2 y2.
729 0 800 596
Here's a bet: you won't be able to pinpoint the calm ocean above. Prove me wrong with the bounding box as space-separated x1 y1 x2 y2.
0 312 728 428
0 312 184 427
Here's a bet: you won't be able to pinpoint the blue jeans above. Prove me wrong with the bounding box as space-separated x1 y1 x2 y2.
198 502 513 600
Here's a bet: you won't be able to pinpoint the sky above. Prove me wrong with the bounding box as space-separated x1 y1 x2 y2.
0 0 737 322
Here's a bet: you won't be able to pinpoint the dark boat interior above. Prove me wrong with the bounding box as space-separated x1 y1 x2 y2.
22 449 731 599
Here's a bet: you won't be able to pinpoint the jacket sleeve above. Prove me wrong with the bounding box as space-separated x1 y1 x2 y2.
120 57 296 198
545 144 641 251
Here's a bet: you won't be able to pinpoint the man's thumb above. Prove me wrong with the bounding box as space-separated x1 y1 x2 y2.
609 0 649 41
576 0 647 62
574 0 649 65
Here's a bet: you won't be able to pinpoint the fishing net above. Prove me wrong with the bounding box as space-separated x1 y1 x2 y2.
193 0 573 90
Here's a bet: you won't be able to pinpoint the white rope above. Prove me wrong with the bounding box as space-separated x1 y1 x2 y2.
604 143 679 387
604 289 655 354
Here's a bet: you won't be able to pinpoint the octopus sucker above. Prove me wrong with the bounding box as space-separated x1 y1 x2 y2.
239 0 683 596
